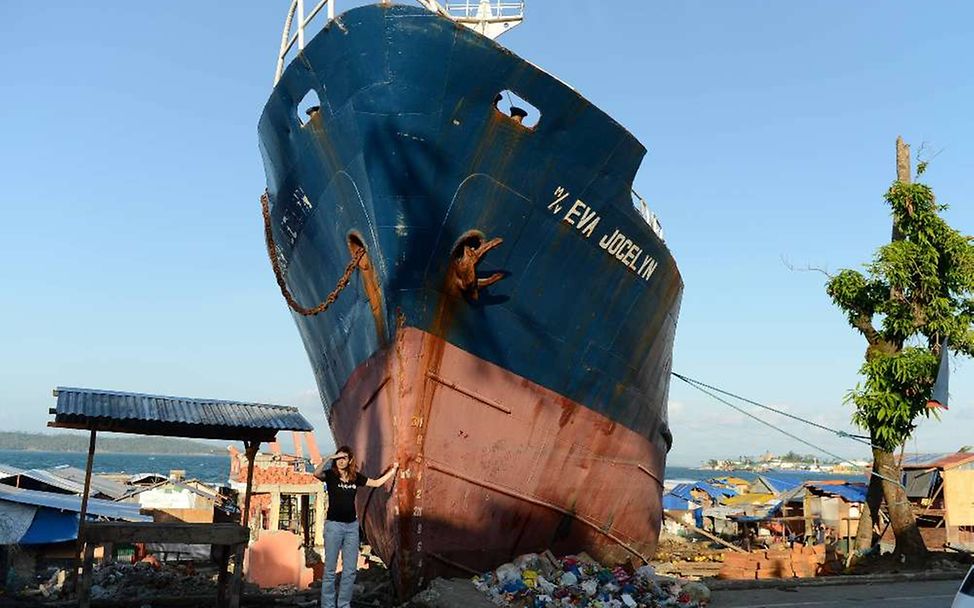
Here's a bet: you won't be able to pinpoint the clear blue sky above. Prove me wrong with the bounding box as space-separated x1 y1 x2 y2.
2 2 973 466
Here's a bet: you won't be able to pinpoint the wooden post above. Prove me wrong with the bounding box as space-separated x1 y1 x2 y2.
242 440 258 528
229 439 260 608
78 542 95 608
216 545 231 607
74 429 97 594
301 494 311 547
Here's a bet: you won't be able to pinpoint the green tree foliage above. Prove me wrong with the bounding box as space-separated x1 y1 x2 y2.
827 180 974 450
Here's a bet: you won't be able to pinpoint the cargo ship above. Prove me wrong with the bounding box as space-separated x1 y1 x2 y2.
258 0 683 594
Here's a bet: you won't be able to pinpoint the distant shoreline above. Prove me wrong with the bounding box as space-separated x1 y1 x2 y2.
0 448 224 457
0 432 225 456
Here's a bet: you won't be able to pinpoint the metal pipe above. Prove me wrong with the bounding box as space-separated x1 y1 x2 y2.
297 0 306 50
275 0 299 85
303 0 329 27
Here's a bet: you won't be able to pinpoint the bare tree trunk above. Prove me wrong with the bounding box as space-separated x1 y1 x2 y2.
891 136 910 240
873 446 927 559
855 463 884 551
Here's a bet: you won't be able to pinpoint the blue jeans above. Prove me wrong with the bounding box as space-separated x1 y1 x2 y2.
321 520 359 608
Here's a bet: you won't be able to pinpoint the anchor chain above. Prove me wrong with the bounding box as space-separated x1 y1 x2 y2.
261 191 364 316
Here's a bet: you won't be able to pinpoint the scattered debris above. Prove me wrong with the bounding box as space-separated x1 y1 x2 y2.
471 551 711 607
87 561 223 601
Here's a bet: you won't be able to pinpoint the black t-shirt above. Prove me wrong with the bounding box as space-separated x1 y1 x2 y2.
323 469 367 523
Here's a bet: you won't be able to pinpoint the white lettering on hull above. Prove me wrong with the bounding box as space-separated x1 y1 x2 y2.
548 186 659 282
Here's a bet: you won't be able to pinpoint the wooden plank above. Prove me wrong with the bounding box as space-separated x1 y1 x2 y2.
74 429 97 594
944 470 974 526
83 523 248 545
663 512 745 552
216 545 231 608
79 542 95 608
230 440 260 608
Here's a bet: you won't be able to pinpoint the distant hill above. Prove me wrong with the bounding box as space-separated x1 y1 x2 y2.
0 432 222 455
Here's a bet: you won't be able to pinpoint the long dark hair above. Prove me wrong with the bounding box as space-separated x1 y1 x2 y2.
331 445 358 480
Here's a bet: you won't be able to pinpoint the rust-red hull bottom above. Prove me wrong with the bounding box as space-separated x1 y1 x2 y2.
330 327 665 594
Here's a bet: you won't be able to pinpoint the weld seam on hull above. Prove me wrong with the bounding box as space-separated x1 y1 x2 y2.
361 376 391 411
637 464 664 488
429 551 479 575
425 460 651 564
425 371 512 415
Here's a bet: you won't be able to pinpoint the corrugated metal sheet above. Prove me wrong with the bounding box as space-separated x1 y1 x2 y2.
52 387 313 441
0 484 150 521
901 452 974 470
755 475 803 494
670 481 736 503
16 469 85 494
722 492 776 506
46 465 128 500
0 463 26 480
805 481 868 503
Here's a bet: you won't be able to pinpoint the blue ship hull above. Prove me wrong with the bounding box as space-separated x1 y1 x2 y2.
258 3 682 591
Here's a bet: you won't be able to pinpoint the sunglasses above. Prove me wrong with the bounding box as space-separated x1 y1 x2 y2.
336 455 349 461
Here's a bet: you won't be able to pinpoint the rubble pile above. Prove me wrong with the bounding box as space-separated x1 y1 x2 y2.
473 552 711 607
87 561 221 601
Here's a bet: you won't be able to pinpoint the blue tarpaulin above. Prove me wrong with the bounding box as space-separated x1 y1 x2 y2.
805 481 868 503
19 509 79 544
670 481 736 503
756 475 803 494
662 494 697 510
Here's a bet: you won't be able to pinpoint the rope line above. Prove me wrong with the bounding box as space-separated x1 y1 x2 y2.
671 372 904 488
672 372 873 446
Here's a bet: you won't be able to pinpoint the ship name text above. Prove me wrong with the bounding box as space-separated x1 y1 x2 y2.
547 186 658 282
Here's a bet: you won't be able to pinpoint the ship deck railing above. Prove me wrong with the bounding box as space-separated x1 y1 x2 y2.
632 189 665 241
274 1 526 85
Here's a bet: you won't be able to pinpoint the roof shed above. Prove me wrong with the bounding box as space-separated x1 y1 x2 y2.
47 386 314 608
50 387 312 441
804 481 868 503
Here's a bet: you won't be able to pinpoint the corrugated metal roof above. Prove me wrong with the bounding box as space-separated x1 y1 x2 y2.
901 452 974 470
670 481 736 503
0 484 150 521
16 469 85 494
51 387 314 441
805 481 868 503
755 475 803 494
722 492 776 506
46 465 129 500
0 463 26 480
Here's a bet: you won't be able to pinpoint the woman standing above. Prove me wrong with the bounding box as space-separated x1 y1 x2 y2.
313 446 397 608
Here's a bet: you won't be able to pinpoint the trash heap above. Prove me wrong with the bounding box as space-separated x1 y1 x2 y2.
87 560 221 601
472 552 711 607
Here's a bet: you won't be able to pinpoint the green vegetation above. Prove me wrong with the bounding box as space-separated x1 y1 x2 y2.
0 432 222 455
825 138 974 559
